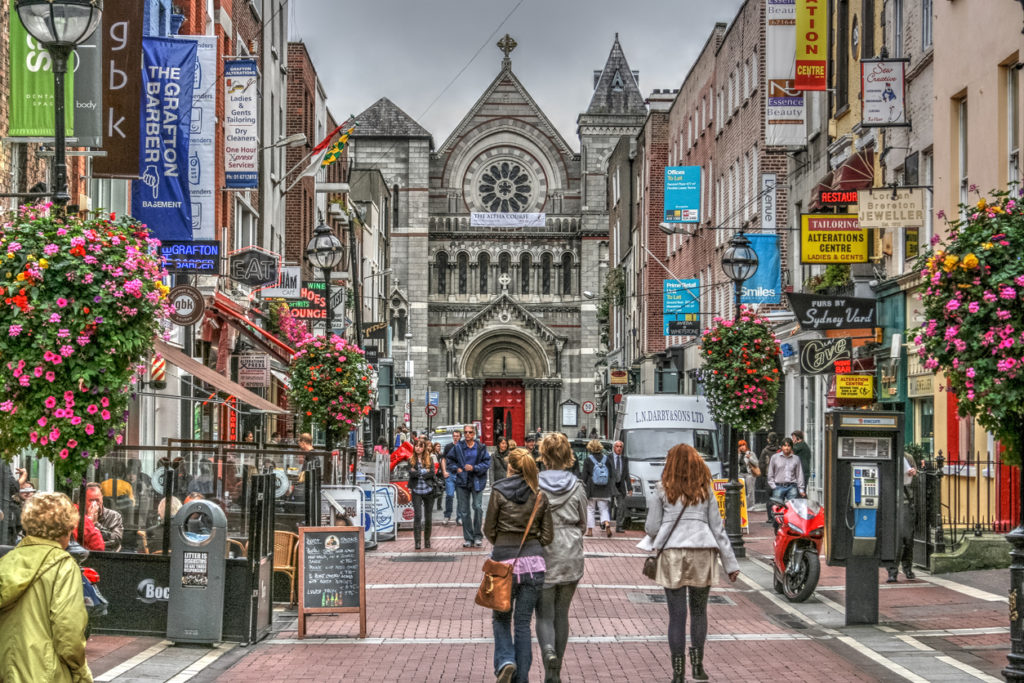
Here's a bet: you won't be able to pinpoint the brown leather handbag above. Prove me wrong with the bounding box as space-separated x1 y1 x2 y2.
475 492 543 612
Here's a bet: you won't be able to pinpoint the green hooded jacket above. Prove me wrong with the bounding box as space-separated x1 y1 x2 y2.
0 536 93 683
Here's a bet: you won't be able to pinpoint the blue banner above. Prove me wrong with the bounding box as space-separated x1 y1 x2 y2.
740 234 782 304
664 166 701 223
132 37 197 242
664 278 701 336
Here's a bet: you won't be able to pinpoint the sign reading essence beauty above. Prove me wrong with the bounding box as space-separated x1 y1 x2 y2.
787 293 876 331
798 337 852 375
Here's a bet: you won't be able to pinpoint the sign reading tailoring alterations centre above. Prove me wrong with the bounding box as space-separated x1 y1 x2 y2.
800 214 867 264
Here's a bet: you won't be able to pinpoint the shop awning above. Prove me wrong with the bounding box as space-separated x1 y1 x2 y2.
155 340 289 414
271 369 291 389
212 292 296 364
833 150 875 192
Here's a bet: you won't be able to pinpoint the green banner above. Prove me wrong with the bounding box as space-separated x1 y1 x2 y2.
9 0 74 137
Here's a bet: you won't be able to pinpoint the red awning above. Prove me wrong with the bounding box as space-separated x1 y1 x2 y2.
809 170 836 210
211 291 296 362
833 150 875 192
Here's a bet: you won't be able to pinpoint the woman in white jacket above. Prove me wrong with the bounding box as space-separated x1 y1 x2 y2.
644 444 740 683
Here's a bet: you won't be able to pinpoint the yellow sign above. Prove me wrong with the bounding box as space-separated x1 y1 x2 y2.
800 214 867 264
857 188 925 231
795 0 828 91
712 479 749 531
836 374 874 399
609 369 629 385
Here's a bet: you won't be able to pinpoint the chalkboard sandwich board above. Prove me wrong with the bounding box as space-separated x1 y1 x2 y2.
297 526 366 638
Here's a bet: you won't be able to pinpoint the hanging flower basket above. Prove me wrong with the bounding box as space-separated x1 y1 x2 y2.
698 307 782 432
915 189 1024 465
288 334 373 443
0 205 172 483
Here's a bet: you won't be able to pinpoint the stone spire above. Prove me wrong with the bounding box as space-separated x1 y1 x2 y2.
585 33 646 116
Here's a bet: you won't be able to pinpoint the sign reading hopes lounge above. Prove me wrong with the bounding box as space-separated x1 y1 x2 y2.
787 293 876 331
799 337 852 374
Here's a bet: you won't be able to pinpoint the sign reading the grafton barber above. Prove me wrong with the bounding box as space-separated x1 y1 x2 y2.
787 293 876 331
798 337 852 375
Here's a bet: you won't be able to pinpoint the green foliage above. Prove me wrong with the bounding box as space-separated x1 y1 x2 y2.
288 334 373 443
804 264 851 293
0 205 171 482
914 189 1024 465
698 308 782 432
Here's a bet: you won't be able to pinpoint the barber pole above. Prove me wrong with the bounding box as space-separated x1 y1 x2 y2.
151 355 167 389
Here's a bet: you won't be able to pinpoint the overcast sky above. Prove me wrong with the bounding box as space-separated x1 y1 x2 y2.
290 0 745 148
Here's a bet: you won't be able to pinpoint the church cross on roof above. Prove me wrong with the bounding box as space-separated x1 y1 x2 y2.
497 33 517 68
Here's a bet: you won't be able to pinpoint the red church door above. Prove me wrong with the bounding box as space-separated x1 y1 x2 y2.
481 380 525 447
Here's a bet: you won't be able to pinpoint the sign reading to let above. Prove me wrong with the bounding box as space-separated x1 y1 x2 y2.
836 374 874 400
800 214 867 264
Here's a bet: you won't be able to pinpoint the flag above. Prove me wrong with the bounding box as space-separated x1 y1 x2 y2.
284 118 356 192
321 125 357 168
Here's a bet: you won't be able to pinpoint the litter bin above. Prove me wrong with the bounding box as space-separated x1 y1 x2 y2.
166 500 228 643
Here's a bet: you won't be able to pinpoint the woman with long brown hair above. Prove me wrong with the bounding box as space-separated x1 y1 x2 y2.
484 447 554 683
644 444 740 683
408 437 438 549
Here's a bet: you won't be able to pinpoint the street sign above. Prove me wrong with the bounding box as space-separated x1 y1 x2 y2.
168 285 205 326
425 405 438 417
395 376 410 390
228 247 280 287
581 401 595 414
427 391 439 406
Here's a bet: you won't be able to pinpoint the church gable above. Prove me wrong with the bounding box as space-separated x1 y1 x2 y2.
448 292 565 348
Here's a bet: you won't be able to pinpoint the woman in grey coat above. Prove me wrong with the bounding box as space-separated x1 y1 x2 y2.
644 443 740 683
535 433 588 683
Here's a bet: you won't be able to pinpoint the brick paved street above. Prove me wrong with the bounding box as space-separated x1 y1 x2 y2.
83 520 1009 681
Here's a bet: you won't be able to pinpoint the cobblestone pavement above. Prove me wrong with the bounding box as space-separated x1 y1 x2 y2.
86 519 1010 682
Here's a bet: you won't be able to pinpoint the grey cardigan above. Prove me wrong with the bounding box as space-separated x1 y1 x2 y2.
538 470 588 585
644 483 740 575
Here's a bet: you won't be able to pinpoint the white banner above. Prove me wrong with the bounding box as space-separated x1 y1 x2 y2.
239 352 270 388
470 212 546 228
174 35 216 240
224 59 259 188
861 59 907 127
262 265 301 299
761 173 778 232
765 0 806 147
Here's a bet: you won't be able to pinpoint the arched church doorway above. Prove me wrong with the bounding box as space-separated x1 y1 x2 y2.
482 379 525 446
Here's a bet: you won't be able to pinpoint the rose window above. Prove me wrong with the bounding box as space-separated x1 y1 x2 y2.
477 162 532 212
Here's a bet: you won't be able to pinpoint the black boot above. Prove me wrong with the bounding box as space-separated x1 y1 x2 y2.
424 529 431 549
689 647 708 681
543 647 561 683
671 655 686 683
414 528 421 550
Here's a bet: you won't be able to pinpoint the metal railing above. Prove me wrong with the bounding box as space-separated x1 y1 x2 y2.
938 452 1020 550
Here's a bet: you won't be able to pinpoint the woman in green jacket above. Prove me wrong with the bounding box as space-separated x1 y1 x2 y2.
0 492 93 682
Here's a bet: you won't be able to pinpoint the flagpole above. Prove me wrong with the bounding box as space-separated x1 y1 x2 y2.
282 117 357 194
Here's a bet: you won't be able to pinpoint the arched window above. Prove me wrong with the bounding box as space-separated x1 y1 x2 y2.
395 309 407 339
499 252 511 274
541 253 552 295
458 253 468 294
479 253 490 294
561 252 573 295
520 253 531 294
435 252 447 295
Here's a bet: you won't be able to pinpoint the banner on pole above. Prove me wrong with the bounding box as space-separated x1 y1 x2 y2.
740 234 781 304
174 35 217 240
93 0 143 177
131 37 197 242
8 0 75 137
795 0 827 90
765 0 806 147
224 59 259 188
72 25 102 147
861 59 908 127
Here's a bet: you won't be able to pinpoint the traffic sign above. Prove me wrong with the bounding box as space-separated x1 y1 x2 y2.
582 400 595 414
425 405 438 417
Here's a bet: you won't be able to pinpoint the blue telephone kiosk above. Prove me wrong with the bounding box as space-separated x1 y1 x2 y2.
850 465 879 555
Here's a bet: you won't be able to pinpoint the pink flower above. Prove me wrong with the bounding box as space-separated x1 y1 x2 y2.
946 300 960 312
37 416 47 427
33 366 43 378
968 301 980 313
49 313 61 324
84 423 95 435
45 371 55 382
44 396 56 409
8 324 22 337
29 431 38 443
966 367 976 378
71 415 82 425
101 409 111 421
59 449 69 459
86 404 98 414
49 428 60 441
67 439 77 448
56 297 68 307
100 397 109 408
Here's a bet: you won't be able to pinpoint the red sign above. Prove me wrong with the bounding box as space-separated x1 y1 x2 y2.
582 401 595 414
819 190 859 206
834 359 852 374
425 405 438 417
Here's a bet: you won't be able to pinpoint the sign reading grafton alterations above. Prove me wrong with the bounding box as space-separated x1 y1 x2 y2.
800 214 867 263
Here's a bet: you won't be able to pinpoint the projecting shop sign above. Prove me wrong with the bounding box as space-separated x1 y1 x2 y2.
787 293 876 331
857 188 924 231
800 214 867 264
224 59 259 188
663 167 701 223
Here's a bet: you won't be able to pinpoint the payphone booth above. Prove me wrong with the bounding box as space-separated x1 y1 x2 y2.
825 410 904 625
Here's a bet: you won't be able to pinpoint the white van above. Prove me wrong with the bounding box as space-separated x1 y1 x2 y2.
613 395 721 518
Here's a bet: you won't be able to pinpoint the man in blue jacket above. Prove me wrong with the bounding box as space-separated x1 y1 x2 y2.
446 424 490 547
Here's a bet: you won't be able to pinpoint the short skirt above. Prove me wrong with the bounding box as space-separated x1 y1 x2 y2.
655 547 719 589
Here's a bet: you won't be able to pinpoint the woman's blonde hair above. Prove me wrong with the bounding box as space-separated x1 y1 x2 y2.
540 433 574 471
506 447 540 493
586 439 604 454
21 492 78 541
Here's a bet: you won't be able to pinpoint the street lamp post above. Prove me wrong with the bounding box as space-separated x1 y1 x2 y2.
305 221 345 452
720 231 759 559
404 332 413 433
15 0 103 206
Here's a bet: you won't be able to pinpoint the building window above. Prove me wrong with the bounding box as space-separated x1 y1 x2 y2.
862 0 875 59
836 0 850 110
1008 66 1020 188
520 253 531 294
541 253 552 295
435 252 447 295
891 0 903 58
457 253 468 294
561 253 573 295
479 252 490 294
393 308 408 339
958 98 969 216
499 251 511 275
921 0 932 49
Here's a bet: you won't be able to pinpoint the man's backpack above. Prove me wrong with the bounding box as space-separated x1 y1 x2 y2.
588 454 610 486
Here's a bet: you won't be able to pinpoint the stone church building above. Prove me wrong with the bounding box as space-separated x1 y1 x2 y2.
349 36 646 445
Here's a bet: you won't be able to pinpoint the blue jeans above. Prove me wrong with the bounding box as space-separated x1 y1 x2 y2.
444 476 456 519
772 484 799 501
492 575 543 682
456 487 483 543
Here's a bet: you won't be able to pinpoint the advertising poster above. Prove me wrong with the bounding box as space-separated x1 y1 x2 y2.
224 59 259 188
765 0 806 147
8 0 75 137
174 35 217 240
131 37 196 242
93 0 143 177
861 59 908 127
800 214 867 264
663 278 701 336
740 234 781 304
836 374 875 400
470 213 545 228
663 166 702 223
72 26 102 147
795 0 827 90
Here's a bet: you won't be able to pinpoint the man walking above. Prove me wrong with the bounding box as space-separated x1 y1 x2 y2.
442 430 462 525
767 438 804 503
791 430 812 488
447 425 490 547
887 452 919 583
610 440 630 532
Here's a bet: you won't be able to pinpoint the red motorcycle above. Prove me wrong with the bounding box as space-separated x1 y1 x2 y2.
770 497 825 603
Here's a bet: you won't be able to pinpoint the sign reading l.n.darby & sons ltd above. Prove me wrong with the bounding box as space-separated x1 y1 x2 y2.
787 293 876 331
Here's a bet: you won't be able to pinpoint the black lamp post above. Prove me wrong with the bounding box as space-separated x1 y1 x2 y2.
720 231 759 558
15 0 103 206
305 221 345 452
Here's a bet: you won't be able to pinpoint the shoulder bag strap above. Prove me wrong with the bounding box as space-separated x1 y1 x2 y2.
514 491 544 559
655 501 688 561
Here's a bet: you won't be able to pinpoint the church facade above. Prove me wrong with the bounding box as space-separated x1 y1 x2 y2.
349 36 646 445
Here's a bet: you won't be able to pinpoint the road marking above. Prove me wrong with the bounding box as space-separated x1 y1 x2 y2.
935 655 1004 682
896 634 933 651
903 626 1008 637
94 640 172 682
364 582 751 592
266 632 814 646
746 555 846 617
919 574 1006 602
165 643 236 683
836 635 931 683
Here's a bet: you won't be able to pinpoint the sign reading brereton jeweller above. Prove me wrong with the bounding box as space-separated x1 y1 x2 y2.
787 293 876 331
